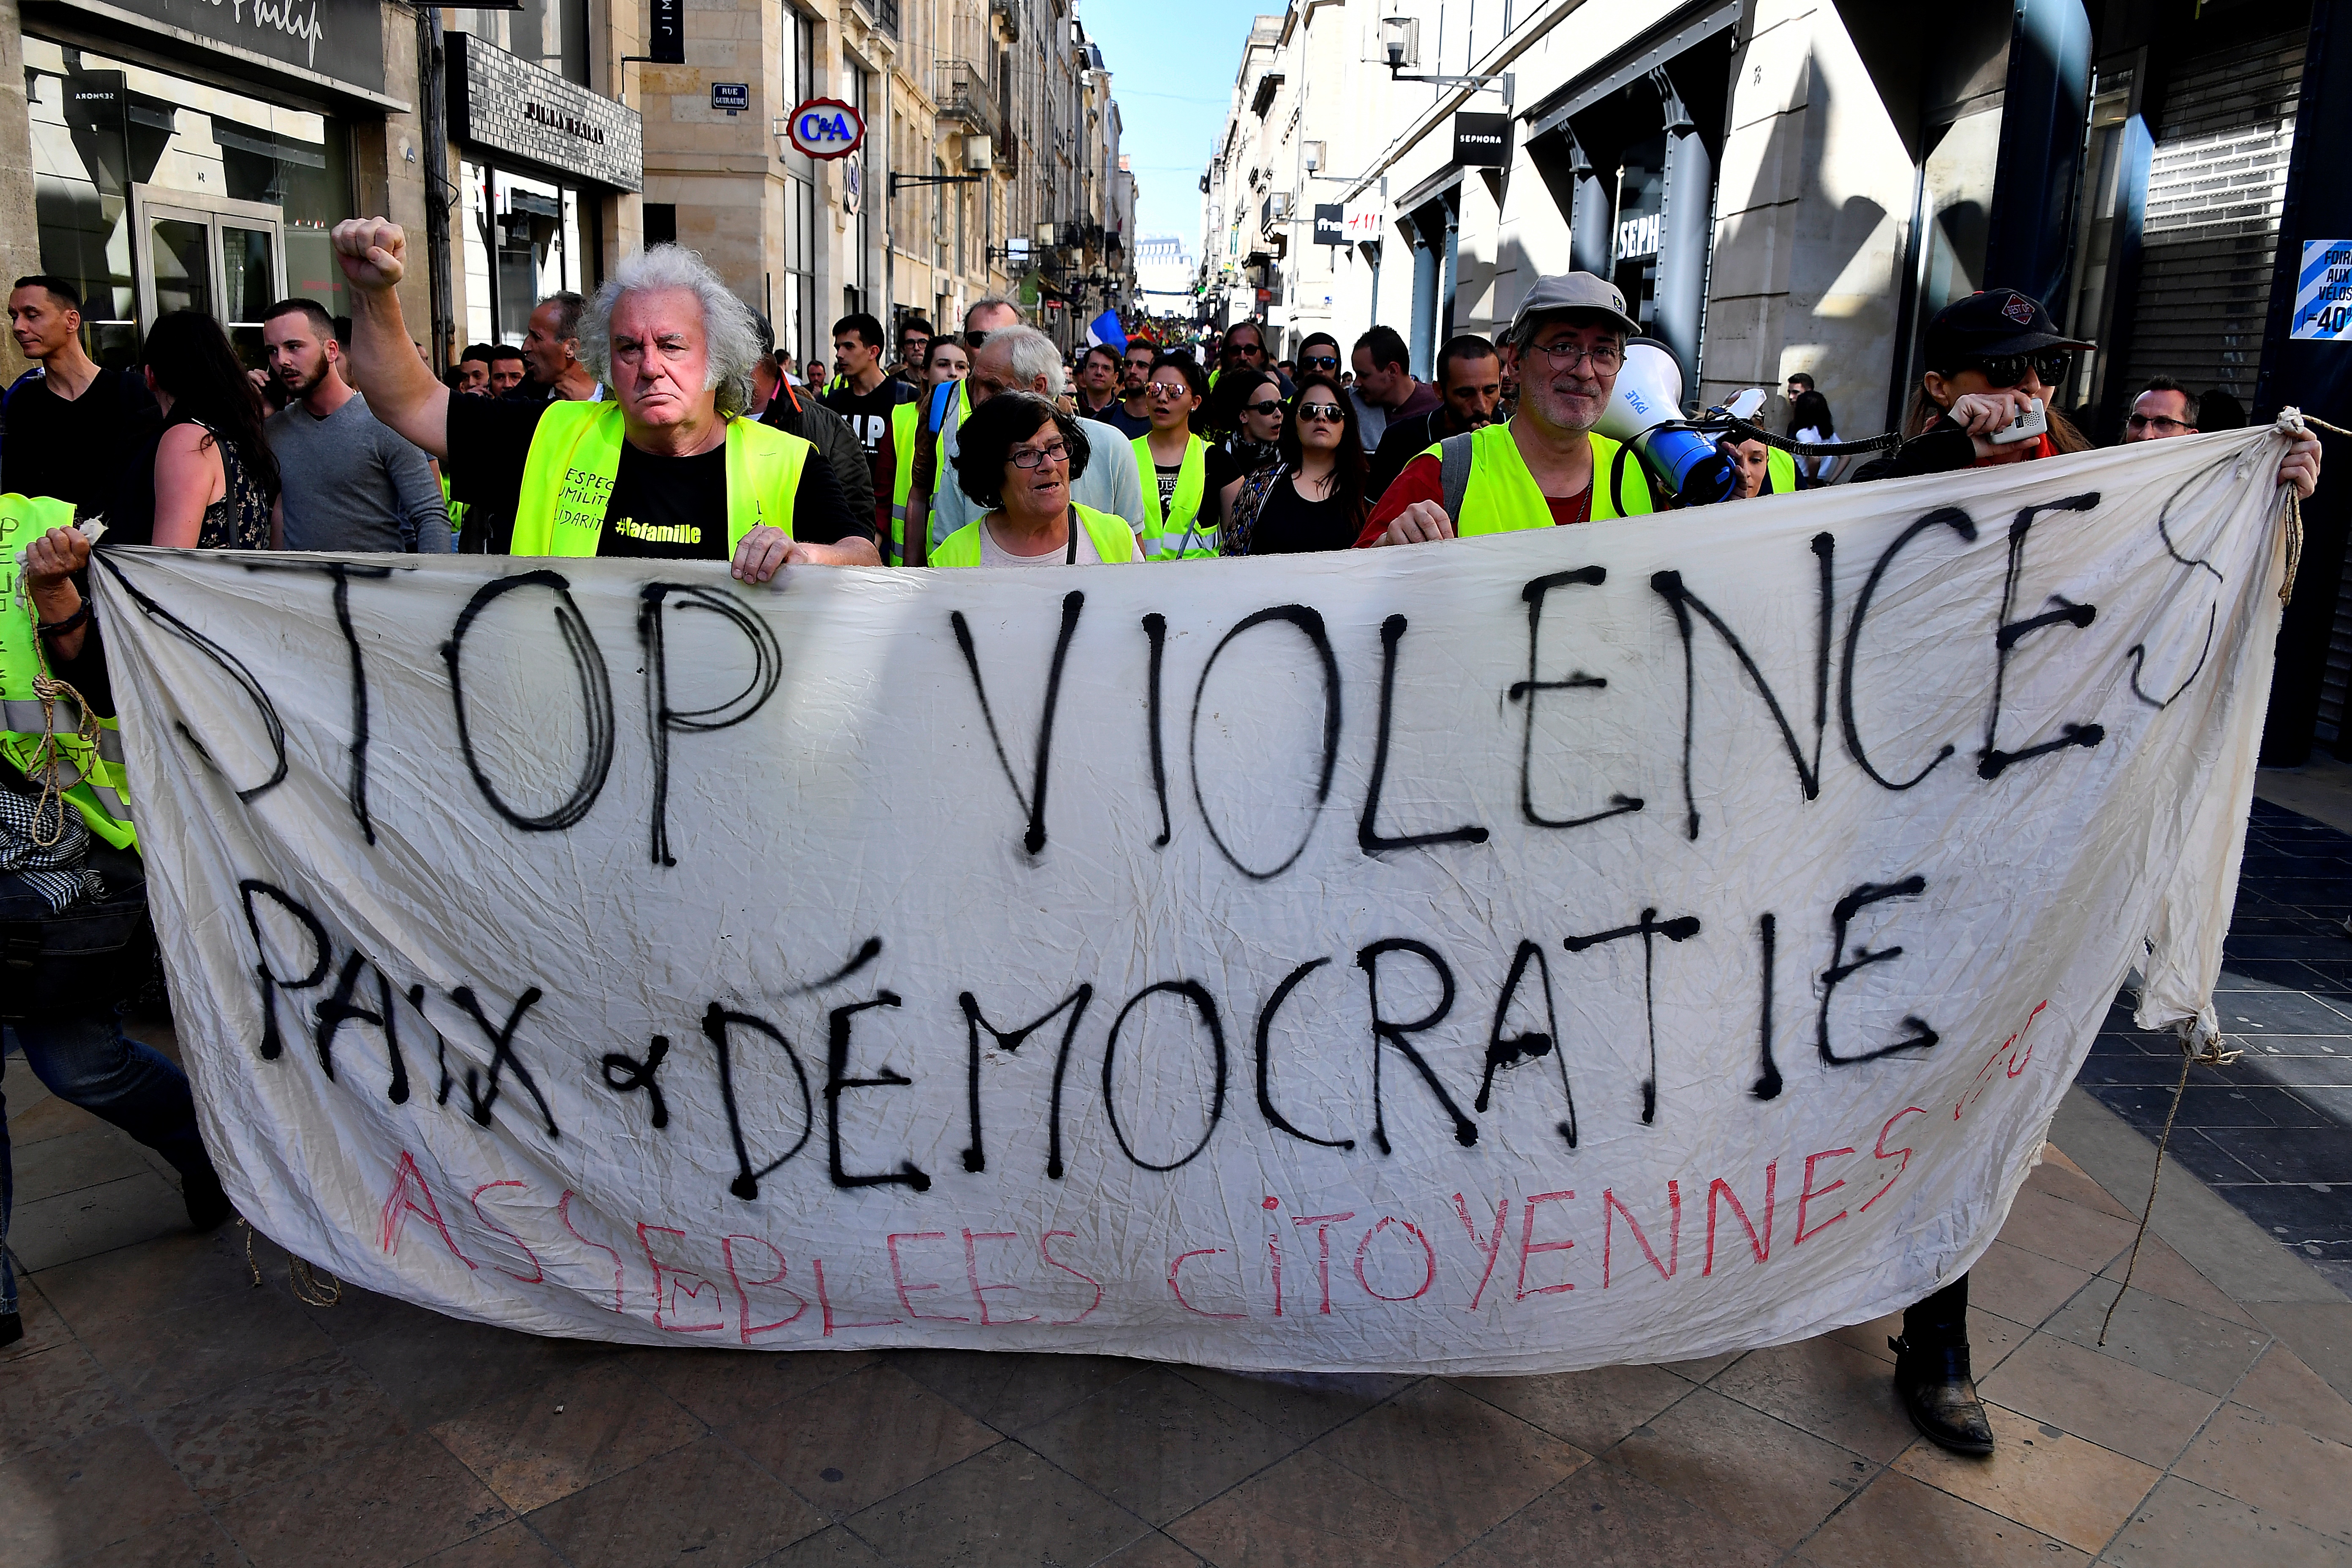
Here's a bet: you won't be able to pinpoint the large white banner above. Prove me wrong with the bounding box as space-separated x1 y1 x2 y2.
90 427 2289 1373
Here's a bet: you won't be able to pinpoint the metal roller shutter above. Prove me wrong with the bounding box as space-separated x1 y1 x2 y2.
2123 30 2303 406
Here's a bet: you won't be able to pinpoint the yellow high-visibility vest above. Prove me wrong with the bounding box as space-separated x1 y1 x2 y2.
1443 421 1655 533
1133 433 1217 559
0 492 136 849
931 504 1139 566
510 402 812 557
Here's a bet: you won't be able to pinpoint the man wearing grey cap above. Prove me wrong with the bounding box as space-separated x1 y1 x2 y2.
1356 272 1659 546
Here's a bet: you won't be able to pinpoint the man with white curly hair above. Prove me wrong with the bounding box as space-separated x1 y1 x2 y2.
328 218 873 577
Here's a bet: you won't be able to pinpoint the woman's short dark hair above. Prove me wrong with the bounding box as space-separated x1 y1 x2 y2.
950 391 1090 511
925 333 967 370
140 310 280 501
1278 371 1369 527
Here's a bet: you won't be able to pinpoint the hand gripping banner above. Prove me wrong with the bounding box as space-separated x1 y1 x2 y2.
89 427 2292 1372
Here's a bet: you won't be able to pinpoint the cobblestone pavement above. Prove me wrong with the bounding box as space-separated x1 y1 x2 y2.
8 799 2352 1566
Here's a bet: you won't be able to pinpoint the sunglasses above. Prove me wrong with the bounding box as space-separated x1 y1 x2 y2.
1300 354 1339 370
1241 399 1285 416
2125 413 2191 434
1296 402 1345 423
1960 349 2072 388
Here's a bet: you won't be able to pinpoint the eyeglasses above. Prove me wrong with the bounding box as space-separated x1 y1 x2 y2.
1241 399 1285 416
1529 340 1623 373
2125 413 2191 434
1149 381 1192 399
1008 442 1071 469
1296 402 1345 423
1228 343 1264 357
1961 349 2072 389
1300 354 1339 370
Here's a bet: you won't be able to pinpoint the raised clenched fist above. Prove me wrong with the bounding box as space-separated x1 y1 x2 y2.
331 218 408 292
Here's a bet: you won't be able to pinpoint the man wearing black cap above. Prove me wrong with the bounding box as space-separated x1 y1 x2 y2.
1855 288 2318 1461
1857 288 2316 494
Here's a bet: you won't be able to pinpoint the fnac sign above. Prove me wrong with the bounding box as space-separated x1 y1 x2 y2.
787 97 864 161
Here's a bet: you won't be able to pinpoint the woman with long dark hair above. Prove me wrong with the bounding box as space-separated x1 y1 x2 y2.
1222 371 1369 555
113 311 277 548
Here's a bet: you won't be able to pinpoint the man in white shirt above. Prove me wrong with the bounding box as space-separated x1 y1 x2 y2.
923 324 1147 554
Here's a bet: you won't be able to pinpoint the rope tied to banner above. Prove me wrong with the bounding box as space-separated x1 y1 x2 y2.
2099 1016 2244 1346
239 1218 344 1307
22 672 102 849
2275 408 2349 607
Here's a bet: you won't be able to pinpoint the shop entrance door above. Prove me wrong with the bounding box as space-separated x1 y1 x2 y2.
130 185 286 365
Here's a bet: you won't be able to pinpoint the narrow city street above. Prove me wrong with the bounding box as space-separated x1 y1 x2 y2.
8 781 2349 1568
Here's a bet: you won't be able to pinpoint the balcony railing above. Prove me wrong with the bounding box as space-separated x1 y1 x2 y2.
933 58 1002 145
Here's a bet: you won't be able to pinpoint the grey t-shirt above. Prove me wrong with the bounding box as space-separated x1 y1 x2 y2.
267 391 450 553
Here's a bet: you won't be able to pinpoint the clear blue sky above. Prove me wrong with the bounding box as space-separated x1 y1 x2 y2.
1084 1 1271 248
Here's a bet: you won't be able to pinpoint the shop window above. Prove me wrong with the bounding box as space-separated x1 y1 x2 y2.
462 162 590 346
23 36 354 368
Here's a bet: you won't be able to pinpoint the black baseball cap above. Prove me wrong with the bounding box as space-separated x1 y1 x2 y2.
1923 289 2092 369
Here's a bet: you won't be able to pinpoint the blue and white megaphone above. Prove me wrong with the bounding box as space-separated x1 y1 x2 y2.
1596 339 1738 504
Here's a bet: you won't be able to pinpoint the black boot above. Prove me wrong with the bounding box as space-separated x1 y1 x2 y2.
181 1162 233 1232
1891 1334 1994 1454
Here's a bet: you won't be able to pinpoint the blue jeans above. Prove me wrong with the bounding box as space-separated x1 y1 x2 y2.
0 1010 211 1316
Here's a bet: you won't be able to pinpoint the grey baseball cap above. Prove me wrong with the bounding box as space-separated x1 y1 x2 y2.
1508 272 1641 341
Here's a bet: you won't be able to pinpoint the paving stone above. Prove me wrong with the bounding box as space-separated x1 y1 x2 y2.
848 1441 1151 1567
1166 1446 1498 1568
1976 1331 2221 1470
1308 1378 1588 1546
526 1434 828 1567
2170 1401 2352 1543
2101 1475 2352 1567
723 1363 998 1519
1799 1469 2091 1567
1456 1360 1695 1453
0 1422 203 1568
1448 1460 1780 1568
151 1350 412 1503
2043 1284 2274 1397
211 1433 515 1568
1023 1364 1298 1525
1892 1403 2160 1552
1707 1335 1918 1461
430 1358 706 1514
1608 1386 1874 1548
2230 1343 2352 1446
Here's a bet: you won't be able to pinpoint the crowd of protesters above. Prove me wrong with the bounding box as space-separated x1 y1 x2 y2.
0 215 2327 1393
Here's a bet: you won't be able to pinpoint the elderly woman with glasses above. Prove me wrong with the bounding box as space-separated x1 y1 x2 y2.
932 392 1141 566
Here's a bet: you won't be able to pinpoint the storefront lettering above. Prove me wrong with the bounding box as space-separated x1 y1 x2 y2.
524 101 610 145
183 0 327 71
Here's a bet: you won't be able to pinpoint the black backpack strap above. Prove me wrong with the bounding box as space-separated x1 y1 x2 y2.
1610 443 1632 516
